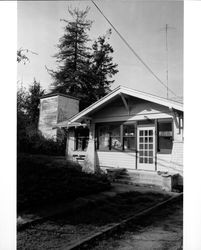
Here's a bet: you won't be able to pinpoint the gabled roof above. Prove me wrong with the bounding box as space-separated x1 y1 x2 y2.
69 85 183 124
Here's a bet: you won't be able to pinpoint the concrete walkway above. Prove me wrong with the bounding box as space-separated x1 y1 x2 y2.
17 183 178 230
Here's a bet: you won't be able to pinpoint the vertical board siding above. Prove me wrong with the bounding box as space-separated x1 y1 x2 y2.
38 96 58 139
96 151 136 169
58 96 79 123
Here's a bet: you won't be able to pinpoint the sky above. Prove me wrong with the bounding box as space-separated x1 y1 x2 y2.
17 0 183 100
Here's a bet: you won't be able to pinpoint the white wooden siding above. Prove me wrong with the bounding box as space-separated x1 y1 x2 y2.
157 141 183 185
96 151 136 169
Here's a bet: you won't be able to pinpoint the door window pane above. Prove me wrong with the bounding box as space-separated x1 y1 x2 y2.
149 158 153 164
149 151 153 157
149 137 153 143
149 130 153 136
140 137 143 143
139 150 143 156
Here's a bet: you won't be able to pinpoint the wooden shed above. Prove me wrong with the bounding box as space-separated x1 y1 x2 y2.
38 93 79 140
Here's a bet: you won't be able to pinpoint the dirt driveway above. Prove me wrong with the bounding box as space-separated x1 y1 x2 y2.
17 190 173 250
91 198 183 250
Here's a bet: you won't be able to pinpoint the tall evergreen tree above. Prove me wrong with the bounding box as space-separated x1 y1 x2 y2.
48 8 92 98
48 7 118 110
90 30 118 99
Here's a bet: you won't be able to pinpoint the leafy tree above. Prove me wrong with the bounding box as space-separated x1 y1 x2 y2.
17 84 29 131
48 7 118 110
17 49 30 64
17 48 38 64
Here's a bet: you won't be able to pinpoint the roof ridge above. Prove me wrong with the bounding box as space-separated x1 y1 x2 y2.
119 85 183 105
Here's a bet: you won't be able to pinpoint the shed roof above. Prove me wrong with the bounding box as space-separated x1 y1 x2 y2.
40 92 80 101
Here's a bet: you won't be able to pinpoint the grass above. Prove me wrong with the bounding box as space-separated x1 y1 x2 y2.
17 154 111 213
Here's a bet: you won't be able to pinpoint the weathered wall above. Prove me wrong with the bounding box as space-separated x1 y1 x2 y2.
38 95 79 139
38 96 58 139
57 96 79 123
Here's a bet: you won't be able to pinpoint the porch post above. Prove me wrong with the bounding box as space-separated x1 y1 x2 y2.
66 128 75 161
83 123 96 173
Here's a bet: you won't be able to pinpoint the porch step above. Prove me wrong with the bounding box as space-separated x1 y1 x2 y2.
106 169 179 192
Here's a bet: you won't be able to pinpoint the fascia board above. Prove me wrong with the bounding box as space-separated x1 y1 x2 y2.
70 86 183 123
121 87 183 112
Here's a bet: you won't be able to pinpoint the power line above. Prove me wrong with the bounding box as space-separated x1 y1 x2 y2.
91 0 179 98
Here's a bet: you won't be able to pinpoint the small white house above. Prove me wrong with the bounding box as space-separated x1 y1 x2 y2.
56 86 184 190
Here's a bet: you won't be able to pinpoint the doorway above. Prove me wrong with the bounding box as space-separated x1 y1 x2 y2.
137 125 155 171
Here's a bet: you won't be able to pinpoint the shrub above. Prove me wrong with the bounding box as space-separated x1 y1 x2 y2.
17 129 66 156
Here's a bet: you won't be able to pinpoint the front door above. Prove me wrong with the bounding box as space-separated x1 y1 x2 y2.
137 125 155 171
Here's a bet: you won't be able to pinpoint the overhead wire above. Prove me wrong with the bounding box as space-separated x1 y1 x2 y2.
91 0 179 98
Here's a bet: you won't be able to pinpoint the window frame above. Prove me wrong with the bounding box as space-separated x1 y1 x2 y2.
74 127 89 151
96 122 136 152
157 118 173 154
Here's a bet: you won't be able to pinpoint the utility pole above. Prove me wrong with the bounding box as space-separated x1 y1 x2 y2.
165 24 169 99
160 24 175 99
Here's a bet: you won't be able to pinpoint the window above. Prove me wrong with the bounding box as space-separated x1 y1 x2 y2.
97 124 121 151
98 125 110 150
157 120 173 154
110 124 121 151
123 124 136 151
96 123 136 152
75 127 89 151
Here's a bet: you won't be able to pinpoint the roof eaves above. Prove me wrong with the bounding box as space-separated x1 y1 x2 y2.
70 85 183 123
70 86 121 122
